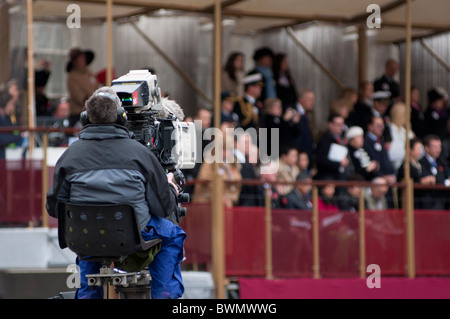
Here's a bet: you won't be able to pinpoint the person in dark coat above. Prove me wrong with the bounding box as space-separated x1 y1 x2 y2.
272 53 297 110
373 58 400 104
315 113 349 181
259 97 301 157
418 134 450 209
346 126 379 181
233 73 263 131
423 88 448 141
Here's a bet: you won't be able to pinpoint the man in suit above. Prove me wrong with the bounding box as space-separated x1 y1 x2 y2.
363 115 397 208
363 115 395 182
315 113 349 181
294 88 315 165
419 134 450 209
373 58 400 104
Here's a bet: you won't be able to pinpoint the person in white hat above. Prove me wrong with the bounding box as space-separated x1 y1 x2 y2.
346 126 379 181
232 72 263 130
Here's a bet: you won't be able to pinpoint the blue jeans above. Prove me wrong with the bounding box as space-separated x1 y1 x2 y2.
75 216 186 299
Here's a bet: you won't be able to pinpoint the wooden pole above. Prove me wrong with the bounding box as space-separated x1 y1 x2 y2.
404 0 415 279
264 186 273 280
41 132 49 228
358 188 366 278
212 0 225 299
106 0 113 85
286 27 345 89
26 0 35 157
419 39 450 73
312 186 320 279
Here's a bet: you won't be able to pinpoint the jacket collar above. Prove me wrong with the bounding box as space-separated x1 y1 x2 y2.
79 124 131 140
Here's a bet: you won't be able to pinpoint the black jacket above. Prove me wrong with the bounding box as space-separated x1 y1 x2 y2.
363 133 394 177
46 124 178 230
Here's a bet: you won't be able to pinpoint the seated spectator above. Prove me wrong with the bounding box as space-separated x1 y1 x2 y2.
363 115 396 183
364 177 389 210
337 173 365 212
218 91 239 125
397 138 434 208
349 90 392 144
0 88 22 159
424 88 448 140
283 170 312 210
277 146 299 197
52 98 70 119
315 113 349 181
193 136 242 208
317 181 339 211
260 97 300 157
260 161 283 208
418 134 450 209
297 150 311 176
346 126 379 181
388 102 415 172
234 132 264 207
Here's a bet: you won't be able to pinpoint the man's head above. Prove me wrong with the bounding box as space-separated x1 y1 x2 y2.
327 113 345 136
372 91 391 115
253 47 274 68
263 97 282 117
371 177 388 199
243 72 263 98
298 88 315 112
428 88 445 110
84 87 123 124
280 145 298 166
194 107 212 129
385 58 399 78
423 134 442 159
367 115 384 138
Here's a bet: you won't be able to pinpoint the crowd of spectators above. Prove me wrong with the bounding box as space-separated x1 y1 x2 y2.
2 45 450 211
187 48 450 211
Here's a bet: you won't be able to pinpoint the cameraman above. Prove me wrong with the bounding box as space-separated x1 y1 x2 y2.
46 87 186 299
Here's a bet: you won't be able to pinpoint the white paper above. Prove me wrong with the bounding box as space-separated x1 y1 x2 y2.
327 143 348 162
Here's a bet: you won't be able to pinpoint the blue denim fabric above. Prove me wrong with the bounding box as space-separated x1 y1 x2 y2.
75 216 186 299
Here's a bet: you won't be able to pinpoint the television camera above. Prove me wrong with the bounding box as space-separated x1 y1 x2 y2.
111 70 196 222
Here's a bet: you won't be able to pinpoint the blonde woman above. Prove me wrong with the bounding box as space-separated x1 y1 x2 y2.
388 102 415 171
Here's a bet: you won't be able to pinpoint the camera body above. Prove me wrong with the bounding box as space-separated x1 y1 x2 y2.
111 70 196 222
